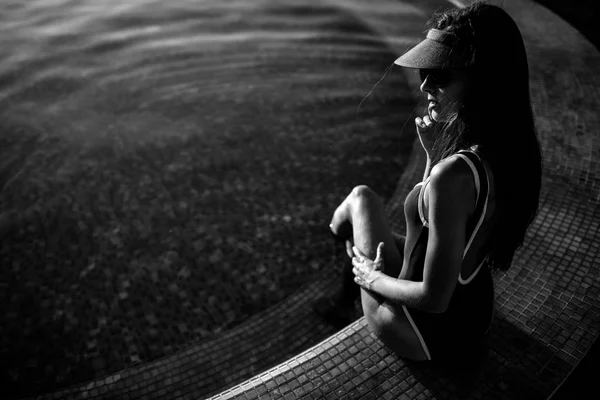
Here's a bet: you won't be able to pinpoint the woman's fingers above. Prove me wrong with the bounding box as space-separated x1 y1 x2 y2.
353 244 385 261
352 260 365 277
423 115 433 127
416 115 434 132
415 116 425 128
375 242 384 262
345 240 354 258
352 246 367 259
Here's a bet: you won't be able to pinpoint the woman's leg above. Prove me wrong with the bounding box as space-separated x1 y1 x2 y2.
330 185 428 361
330 185 404 283
331 234 405 307
312 240 360 328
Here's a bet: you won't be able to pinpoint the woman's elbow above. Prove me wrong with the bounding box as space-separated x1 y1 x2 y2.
425 301 448 314
422 294 450 314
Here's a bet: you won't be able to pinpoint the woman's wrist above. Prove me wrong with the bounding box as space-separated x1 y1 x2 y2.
368 270 386 292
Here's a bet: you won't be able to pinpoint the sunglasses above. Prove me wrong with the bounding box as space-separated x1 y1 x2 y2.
419 69 453 87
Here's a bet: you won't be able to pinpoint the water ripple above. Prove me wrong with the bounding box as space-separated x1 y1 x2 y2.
0 0 417 397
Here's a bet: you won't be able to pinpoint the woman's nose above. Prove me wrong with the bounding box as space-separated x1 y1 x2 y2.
420 75 435 94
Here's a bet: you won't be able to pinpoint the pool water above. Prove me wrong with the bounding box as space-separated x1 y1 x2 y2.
0 0 417 396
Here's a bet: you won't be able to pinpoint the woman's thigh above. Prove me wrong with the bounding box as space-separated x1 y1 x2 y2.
336 187 427 360
370 302 430 361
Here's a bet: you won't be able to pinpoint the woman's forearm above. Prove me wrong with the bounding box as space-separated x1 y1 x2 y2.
422 155 432 181
368 272 441 313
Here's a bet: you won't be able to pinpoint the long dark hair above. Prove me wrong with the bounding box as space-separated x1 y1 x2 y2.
426 2 542 272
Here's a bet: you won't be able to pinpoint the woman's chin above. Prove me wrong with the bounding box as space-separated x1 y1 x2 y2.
430 110 452 123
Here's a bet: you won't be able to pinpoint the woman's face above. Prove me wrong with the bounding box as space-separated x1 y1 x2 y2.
419 69 471 122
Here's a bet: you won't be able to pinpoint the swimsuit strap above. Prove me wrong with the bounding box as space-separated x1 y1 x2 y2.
454 149 491 284
417 179 429 228
416 149 480 229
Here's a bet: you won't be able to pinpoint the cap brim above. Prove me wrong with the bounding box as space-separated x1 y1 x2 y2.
394 39 464 69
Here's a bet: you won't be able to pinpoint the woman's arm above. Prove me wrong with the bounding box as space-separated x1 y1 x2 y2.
415 114 434 181
353 157 474 313
421 157 474 311
422 155 432 182
363 269 431 310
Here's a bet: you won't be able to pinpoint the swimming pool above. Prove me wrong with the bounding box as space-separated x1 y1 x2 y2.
0 0 418 397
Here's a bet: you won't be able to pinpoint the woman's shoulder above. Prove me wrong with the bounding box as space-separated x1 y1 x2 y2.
430 153 474 183
428 154 478 210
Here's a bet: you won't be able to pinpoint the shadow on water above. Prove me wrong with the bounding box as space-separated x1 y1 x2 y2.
0 0 420 398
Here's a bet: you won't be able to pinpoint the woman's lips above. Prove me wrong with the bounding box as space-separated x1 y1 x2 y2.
428 102 438 119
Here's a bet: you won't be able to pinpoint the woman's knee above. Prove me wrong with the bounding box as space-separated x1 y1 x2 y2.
349 185 382 209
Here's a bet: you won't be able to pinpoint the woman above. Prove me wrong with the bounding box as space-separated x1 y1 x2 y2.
317 2 542 361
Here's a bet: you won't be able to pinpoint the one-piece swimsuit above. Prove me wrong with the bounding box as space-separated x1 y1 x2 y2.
399 147 495 360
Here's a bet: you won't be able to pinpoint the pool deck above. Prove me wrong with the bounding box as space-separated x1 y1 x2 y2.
538 9 600 395
529 5 600 399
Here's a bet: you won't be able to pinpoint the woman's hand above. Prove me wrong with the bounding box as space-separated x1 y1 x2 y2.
345 240 354 259
352 242 385 291
415 114 435 155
